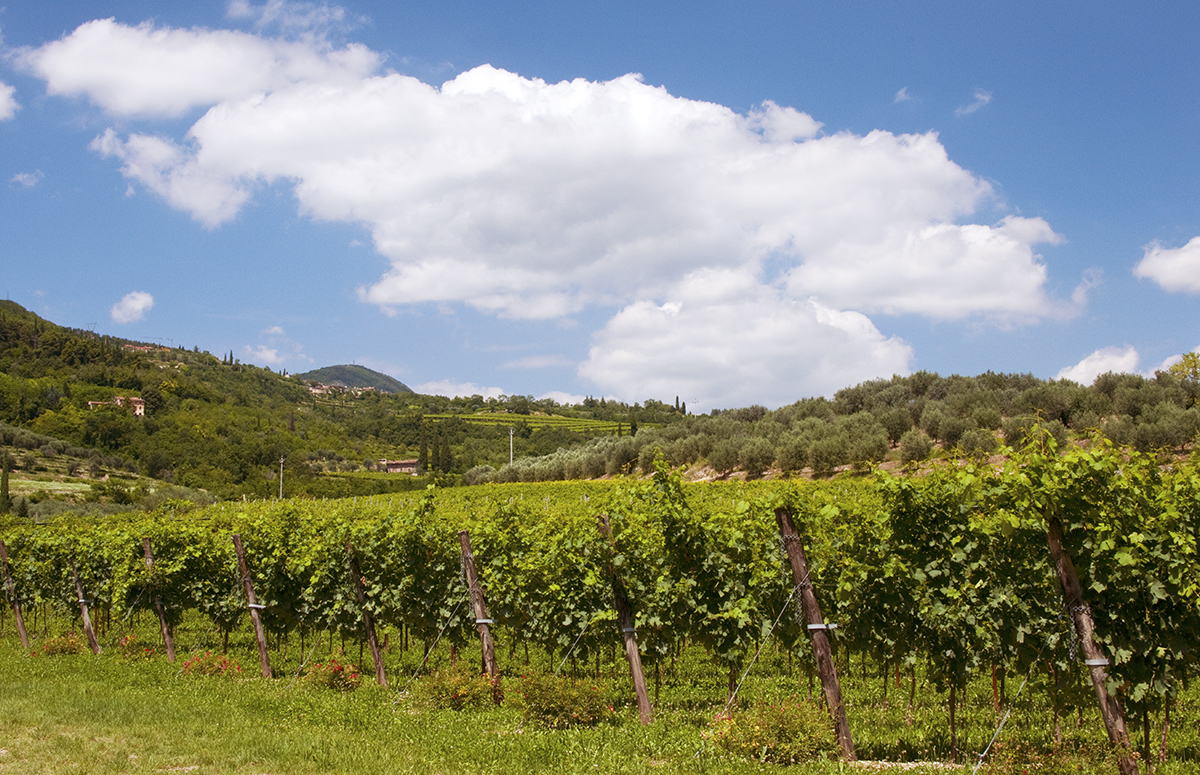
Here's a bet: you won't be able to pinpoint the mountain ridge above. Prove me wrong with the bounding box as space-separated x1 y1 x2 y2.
295 364 414 394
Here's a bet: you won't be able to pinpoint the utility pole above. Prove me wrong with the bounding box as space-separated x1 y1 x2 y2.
278 456 284 499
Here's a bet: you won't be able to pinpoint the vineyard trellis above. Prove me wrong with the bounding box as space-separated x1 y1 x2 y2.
0 435 1197 773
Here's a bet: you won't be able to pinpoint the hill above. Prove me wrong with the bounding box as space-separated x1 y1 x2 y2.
295 364 413 394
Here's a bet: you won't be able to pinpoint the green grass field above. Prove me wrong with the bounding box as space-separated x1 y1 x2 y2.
1 609 1194 774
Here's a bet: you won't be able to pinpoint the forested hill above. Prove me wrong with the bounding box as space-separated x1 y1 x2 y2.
294 364 413 393
4 299 1200 514
0 302 685 509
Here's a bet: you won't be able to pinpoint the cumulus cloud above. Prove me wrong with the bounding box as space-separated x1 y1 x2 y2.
20 17 378 118
579 269 913 410
539 390 589 406
0 82 18 120
242 325 310 366
956 89 992 117
1134 237 1200 293
412 380 507 400
110 291 154 323
1056 345 1140 384
9 171 43 188
28 17 1075 406
786 215 1063 320
227 0 351 33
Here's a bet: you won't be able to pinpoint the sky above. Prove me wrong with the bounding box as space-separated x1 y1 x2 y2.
2 1 1199 412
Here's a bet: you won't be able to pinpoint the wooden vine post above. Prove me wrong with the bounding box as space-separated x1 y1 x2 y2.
597 513 654 725
1046 515 1139 775
231 534 272 678
142 538 176 662
346 542 387 687
0 540 29 649
457 530 499 693
775 507 855 761
71 562 101 654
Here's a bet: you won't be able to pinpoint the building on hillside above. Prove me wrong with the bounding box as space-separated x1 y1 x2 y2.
380 459 419 474
87 396 146 416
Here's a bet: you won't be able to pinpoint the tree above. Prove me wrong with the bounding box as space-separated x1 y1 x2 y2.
0 452 9 514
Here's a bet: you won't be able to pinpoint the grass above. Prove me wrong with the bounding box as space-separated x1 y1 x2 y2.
0 613 1195 774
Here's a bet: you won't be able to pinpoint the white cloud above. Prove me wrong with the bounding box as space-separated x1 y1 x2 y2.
955 89 992 117
0 82 18 120
1133 237 1200 293
227 0 350 33
1056 345 1140 384
413 380 507 400
242 325 310 366
785 215 1063 320
893 87 911 104
500 354 573 370
539 390 588 406
21 17 378 118
29 18 1075 407
579 268 913 411
110 291 154 323
9 171 43 188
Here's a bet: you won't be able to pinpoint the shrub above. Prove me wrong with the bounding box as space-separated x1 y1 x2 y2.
514 673 614 729
118 634 158 662
410 662 498 710
959 427 998 459
303 655 361 691
899 429 932 464
703 700 836 765
37 632 86 656
183 651 243 677
738 437 776 479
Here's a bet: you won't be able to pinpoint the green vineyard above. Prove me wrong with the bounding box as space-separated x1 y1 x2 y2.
1 433 1198 772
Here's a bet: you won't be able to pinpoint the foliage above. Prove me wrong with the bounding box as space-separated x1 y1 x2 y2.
514 672 615 728
703 700 837 764
303 654 362 691
182 651 243 677
409 662 499 710
35 632 86 656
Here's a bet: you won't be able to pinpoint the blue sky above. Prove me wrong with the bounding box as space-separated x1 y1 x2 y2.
2 1 1199 411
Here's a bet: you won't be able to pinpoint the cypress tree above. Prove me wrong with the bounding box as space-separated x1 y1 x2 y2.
418 425 429 474
1 453 9 514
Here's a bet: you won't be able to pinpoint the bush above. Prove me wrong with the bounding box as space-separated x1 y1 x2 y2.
707 438 742 475
899 429 932 464
410 662 499 710
738 437 775 479
514 673 615 729
118 634 158 662
183 651 243 677
36 632 87 656
703 700 837 764
959 427 998 459
303 654 361 691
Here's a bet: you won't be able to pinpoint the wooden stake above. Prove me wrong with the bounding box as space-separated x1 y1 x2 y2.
346 543 387 687
72 562 101 654
142 538 176 662
231 534 272 678
458 530 500 700
1046 515 1139 775
776 506 855 761
597 514 653 725
0 541 29 649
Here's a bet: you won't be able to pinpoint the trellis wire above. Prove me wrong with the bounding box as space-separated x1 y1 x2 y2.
971 614 1064 775
393 595 468 706
719 584 799 719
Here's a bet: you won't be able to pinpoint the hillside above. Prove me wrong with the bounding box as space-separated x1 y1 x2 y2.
0 302 682 510
295 364 413 394
3 300 1200 513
